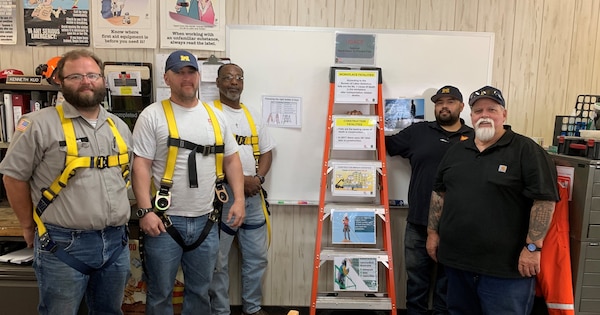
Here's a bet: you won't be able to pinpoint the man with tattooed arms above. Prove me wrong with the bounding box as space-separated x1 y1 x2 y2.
426 86 559 315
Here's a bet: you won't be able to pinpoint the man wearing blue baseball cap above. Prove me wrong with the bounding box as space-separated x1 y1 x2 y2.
131 50 246 314
427 85 559 314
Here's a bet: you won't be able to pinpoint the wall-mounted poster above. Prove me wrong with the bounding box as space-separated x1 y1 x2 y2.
23 0 90 46
384 98 425 134
92 0 157 48
334 33 376 66
159 0 226 51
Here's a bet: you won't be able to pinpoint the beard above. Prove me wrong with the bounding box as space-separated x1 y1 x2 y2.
435 109 459 126
475 118 496 142
222 89 241 102
61 83 106 109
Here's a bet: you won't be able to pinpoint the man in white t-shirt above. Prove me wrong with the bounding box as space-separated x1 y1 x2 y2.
208 63 276 315
132 50 245 315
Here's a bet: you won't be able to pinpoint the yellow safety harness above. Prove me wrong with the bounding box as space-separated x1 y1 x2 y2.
152 99 227 251
214 100 271 246
34 105 130 274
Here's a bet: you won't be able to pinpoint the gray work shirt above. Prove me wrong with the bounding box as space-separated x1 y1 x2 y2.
0 101 133 229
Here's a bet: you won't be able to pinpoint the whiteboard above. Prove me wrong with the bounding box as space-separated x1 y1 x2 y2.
227 25 493 203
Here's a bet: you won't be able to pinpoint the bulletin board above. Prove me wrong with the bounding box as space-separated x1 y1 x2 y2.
227 25 494 204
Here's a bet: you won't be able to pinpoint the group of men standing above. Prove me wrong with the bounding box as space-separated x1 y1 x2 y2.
0 49 273 315
0 47 562 315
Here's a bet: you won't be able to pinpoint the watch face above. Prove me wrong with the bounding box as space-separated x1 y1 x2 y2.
526 243 540 251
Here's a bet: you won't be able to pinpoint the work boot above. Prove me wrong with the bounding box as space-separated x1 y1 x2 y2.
242 308 269 315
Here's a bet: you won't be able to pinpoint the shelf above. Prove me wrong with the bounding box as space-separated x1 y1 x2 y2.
0 83 59 92
0 207 22 237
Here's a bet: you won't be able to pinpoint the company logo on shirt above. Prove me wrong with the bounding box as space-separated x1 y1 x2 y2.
498 165 508 173
460 135 469 141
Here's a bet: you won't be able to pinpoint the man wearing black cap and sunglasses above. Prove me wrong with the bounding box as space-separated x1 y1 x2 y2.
386 85 473 315
426 86 559 315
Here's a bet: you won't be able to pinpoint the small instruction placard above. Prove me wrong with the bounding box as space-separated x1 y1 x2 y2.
6 75 42 85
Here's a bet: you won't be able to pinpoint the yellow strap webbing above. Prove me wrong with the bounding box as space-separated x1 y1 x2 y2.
214 100 271 246
160 99 225 187
35 105 130 236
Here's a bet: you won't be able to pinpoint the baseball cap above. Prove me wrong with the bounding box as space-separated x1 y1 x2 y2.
0 68 24 82
468 85 505 107
431 85 463 102
165 50 198 73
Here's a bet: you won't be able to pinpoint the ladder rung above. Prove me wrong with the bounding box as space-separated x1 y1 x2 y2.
320 248 390 263
316 294 392 310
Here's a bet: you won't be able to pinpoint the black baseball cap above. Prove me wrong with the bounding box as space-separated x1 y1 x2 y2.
431 85 463 102
468 86 505 107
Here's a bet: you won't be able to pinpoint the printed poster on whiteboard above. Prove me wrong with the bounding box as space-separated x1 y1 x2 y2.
159 0 226 51
334 69 379 104
92 0 157 48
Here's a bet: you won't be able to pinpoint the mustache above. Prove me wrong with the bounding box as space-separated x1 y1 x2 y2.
475 118 494 128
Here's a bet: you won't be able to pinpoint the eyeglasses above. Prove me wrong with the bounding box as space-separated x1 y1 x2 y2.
219 75 244 82
63 73 103 82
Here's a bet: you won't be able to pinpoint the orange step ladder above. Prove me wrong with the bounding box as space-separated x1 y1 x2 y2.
309 67 397 315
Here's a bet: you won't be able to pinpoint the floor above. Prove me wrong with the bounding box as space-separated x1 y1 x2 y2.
230 306 404 315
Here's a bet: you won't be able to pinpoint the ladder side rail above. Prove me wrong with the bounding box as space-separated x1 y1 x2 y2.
374 77 397 314
310 69 338 315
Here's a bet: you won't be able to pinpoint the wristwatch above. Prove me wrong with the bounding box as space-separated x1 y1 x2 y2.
255 174 265 184
525 243 542 252
136 208 153 219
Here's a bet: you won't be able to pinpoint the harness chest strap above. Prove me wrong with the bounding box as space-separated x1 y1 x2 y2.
214 100 260 165
34 105 130 274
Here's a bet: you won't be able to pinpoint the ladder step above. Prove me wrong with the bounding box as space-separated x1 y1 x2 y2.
316 293 392 310
320 248 390 263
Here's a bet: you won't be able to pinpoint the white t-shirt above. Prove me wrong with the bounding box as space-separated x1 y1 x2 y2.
133 100 239 217
208 101 276 176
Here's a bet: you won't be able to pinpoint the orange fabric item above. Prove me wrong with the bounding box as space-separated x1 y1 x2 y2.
535 181 575 314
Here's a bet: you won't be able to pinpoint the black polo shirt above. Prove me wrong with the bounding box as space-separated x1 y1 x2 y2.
386 120 474 226
433 126 559 278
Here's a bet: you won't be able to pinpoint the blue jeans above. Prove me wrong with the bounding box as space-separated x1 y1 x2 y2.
33 224 129 315
444 265 535 315
405 222 448 315
210 184 269 315
143 214 219 315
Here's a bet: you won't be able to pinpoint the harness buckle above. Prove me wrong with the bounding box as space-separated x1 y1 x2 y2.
201 145 213 156
208 208 220 223
96 156 109 169
39 233 57 253
161 214 173 228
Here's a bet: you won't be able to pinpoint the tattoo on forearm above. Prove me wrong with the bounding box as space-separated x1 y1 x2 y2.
428 192 444 231
528 200 556 242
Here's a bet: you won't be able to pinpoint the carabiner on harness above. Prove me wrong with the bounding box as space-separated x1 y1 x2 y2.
215 180 229 203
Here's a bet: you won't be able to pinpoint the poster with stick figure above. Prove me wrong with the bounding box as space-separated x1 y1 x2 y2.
331 209 376 244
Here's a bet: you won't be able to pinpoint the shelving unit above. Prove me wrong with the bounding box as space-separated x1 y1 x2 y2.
310 67 396 315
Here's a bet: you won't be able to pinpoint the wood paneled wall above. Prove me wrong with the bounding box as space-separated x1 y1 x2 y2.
2 0 598 308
